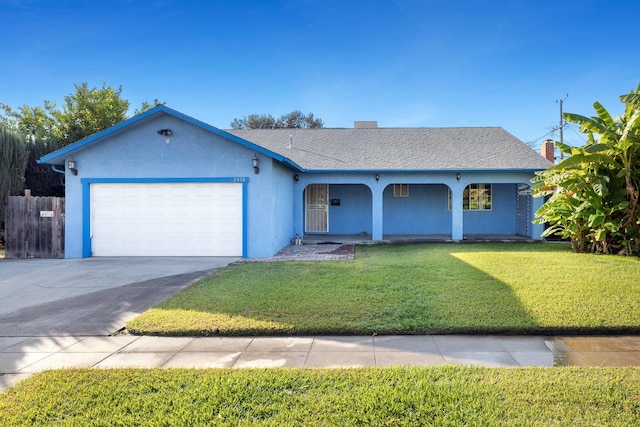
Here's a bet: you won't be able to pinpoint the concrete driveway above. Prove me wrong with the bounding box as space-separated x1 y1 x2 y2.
0 257 238 336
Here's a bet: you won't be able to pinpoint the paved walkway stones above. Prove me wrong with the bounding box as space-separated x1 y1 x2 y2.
245 244 356 262
3 334 640 392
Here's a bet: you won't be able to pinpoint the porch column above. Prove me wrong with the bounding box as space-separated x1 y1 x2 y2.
450 185 464 241
530 195 545 240
372 185 383 240
293 183 304 238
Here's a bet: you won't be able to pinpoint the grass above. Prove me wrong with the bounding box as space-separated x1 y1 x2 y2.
2 367 639 426
5 244 640 424
127 243 640 336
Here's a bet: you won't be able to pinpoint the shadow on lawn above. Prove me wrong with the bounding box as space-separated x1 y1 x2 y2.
132 243 590 336
369 243 544 335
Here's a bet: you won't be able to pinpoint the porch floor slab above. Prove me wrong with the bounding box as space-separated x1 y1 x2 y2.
302 234 538 244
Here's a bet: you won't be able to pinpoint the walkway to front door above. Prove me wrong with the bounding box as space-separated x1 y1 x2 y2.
250 244 355 262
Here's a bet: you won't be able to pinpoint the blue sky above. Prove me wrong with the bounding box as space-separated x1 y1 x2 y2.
1 0 638 149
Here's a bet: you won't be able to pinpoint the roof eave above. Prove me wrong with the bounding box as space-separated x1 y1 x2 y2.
296 168 548 174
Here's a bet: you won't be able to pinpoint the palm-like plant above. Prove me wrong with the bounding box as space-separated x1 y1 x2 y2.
533 84 640 255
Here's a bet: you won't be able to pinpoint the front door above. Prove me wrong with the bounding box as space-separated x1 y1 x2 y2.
305 184 328 232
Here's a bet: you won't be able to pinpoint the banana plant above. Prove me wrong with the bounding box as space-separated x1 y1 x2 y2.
532 84 640 255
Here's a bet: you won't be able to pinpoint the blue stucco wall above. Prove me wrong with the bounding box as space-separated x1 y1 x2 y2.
62 112 293 258
267 160 296 252
327 184 372 234
463 183 517 234
382 184 451 234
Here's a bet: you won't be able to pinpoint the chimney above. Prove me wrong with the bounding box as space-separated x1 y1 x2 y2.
541 139 555 163
354 121 377 128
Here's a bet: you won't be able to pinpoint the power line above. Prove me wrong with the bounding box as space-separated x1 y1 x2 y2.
569 124 587 143
525 128 557 146
289 145 347 164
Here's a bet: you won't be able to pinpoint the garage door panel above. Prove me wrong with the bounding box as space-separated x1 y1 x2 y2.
91 182 243 256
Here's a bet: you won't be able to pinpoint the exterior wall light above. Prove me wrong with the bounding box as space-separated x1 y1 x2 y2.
68 157 78 175
252 154 260 174
456 173 461 181
158 129 173 144
294 174 299 181
375 174 380 182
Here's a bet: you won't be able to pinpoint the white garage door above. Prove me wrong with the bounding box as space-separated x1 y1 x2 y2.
91 182 243 256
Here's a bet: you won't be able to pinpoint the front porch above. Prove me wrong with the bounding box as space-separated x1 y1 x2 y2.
293 174 546 245
302 234 540 245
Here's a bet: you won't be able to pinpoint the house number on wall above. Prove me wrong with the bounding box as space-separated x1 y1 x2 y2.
40 211 54 217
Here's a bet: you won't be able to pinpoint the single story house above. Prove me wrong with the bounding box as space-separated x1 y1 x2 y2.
38 105 552 258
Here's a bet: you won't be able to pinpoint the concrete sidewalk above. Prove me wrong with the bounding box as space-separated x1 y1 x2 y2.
3 334 640 392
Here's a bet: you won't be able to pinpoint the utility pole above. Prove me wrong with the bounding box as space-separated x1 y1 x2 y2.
557 94 568 160
559 98 564 145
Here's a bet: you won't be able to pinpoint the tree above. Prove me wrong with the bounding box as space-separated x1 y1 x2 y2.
532 83 640 255
0 126 30 233
23 139 65 197
133 99 166 115
276 110 323 129
0 102 57 142
52 82 129 146
0 82 163 196
230 113 277 129
230 110 324 129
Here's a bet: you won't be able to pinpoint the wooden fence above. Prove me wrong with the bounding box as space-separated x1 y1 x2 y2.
4 195 65 258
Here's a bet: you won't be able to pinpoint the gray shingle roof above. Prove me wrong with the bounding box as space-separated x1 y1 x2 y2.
227 127 552 172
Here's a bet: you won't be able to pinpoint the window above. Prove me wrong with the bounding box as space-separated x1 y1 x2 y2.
393 184 409 197
466 183 491 210
448 184 492 210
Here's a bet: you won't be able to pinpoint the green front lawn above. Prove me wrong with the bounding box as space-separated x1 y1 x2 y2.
127 243 640 335
2 367 639 425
